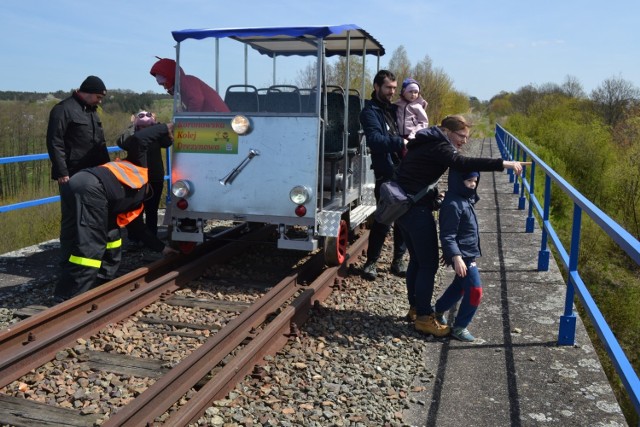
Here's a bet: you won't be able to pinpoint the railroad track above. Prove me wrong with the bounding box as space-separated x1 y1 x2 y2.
0 223 369 426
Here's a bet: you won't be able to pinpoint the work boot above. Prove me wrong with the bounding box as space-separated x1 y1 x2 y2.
390 258 407 277
362 262 377 281
406 306 417 322
415 314 450 337
434 312 447 325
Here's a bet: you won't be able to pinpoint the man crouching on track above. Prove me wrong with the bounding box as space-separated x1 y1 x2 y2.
53 123 179 303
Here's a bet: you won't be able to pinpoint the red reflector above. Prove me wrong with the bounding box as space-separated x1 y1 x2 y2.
178 241 196 254
295 205 306 217
176 199 189 210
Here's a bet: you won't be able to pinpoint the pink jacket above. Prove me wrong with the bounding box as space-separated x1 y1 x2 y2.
394 96 429 139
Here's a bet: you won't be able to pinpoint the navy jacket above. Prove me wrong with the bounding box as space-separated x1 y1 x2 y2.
359 98 405 180
439 168 481 263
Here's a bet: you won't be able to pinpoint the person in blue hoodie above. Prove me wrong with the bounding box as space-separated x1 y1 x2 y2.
433 169 482 342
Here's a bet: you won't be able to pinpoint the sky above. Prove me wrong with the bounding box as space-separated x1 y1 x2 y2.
1 0 639 101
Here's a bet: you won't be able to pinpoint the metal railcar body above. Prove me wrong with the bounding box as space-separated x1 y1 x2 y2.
167 25 384 264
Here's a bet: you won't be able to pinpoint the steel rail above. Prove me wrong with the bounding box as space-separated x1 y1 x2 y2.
106 229 368 426
0 223 271 387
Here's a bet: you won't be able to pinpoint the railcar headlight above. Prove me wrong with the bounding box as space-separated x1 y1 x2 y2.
171 180 192 198
231 115 251 135
289 186 311 204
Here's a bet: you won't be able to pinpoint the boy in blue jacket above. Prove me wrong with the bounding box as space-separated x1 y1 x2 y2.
433 169 482 342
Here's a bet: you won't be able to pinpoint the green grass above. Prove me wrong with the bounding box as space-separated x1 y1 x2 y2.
0 203 60 254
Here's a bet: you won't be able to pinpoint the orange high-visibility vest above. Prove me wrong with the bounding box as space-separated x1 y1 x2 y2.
116 205 144 227
99 159 149 227
101 159 148 189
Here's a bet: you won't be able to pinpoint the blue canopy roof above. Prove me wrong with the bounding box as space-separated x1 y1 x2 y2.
171 24 385 57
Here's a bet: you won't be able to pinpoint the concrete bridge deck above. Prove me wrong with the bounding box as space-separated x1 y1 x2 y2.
403 137 627 426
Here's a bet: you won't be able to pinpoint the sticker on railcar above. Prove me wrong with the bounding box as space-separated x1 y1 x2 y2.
173 118 238 154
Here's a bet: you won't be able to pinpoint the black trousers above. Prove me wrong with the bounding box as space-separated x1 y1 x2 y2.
128 180 164 239
54 171 122 300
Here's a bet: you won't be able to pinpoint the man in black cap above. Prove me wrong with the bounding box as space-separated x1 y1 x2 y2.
46 75 111 286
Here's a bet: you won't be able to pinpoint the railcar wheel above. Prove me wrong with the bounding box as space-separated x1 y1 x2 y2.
324 219 348 266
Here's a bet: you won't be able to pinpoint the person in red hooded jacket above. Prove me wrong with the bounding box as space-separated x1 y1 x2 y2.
150 57 230 112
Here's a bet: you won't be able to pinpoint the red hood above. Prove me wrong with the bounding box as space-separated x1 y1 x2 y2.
150 58 184 91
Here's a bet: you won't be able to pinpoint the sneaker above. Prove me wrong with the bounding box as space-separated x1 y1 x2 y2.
406 306 417 322
434 312 447 325
451 327 475 342
390 258 407 277
415 314 450 337
362 262 377 281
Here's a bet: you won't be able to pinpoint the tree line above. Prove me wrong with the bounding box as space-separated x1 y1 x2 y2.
295 46 472 128
0 90 170 114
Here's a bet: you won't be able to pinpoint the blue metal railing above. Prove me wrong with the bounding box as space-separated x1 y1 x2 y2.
0 147 171 213
495 123 640 416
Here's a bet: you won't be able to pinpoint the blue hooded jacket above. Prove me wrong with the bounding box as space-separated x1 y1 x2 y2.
439 168 481 263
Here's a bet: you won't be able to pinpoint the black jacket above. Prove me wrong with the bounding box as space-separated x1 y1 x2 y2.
46 92 110 179
117 123 173 182
395 126 503 207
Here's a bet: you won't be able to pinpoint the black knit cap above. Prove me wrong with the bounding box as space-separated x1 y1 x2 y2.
79 75 107 95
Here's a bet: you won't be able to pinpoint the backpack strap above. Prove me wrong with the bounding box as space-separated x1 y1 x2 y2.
408 179 439 203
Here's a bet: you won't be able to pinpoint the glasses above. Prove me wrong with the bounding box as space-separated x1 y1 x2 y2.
453 131 469 141
137 112 153 118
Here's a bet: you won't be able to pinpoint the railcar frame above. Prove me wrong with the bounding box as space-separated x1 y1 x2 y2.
166 25 385 264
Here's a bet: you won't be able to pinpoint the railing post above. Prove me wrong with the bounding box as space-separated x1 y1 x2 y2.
512 144 520 192
525 162 535 232
518 152 527 209
506 134 515 183
537 175 551 271
558 203 581 345
494 124 504 158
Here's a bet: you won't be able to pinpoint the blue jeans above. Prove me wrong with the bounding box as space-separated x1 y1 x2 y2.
396 205 439 316
435 259 482 328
